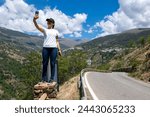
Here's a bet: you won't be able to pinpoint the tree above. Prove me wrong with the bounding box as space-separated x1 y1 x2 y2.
21 52 41 99
128 40 136 48
58 50 87 84
139 37 145 47
147 35 150 44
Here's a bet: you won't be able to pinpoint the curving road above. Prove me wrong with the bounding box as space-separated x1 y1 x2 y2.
84 72 150 100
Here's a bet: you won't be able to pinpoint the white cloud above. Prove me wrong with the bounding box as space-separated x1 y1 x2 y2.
87 28 93 34
0 0 35 32
93 0 150 37
0 0 87 37
74 32 82 37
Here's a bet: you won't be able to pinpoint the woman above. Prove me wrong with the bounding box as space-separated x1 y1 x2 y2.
33 14 62 83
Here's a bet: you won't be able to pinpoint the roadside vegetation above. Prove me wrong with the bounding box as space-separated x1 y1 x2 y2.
0 48 87 99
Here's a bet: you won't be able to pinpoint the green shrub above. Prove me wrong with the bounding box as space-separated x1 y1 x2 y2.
113 61 123 69
129 59 141 68
97 63 111 70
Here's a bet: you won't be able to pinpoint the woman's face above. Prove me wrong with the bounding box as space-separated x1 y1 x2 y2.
47 22 53 29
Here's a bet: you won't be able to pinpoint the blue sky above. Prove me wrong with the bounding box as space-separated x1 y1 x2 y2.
26 0 119 25
25 0 119 39
0 0 150 39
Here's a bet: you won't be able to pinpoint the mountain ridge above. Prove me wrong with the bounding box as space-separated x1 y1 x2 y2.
78 28 150 50
0 27 87 51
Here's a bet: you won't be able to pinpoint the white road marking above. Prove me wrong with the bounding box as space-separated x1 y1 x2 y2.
84 72 99 100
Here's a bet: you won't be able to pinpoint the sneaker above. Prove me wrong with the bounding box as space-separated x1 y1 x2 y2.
48 80 57 84
38 80 46 85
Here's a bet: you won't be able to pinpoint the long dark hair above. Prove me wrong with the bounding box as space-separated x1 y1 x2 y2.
52 23 55 28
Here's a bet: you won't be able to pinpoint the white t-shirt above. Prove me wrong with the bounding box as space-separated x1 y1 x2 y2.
43 27 59 48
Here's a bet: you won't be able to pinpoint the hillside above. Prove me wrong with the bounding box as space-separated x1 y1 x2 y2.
0 27 42 53
76 28 150 68
78 28 150 50
57 75 80 100
108 44 150 82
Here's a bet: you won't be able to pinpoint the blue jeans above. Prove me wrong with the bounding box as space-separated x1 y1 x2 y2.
42 47 58 82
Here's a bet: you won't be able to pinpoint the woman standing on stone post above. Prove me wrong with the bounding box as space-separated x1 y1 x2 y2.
33 12 62 83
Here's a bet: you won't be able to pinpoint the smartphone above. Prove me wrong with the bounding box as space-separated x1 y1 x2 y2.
35 11 39 16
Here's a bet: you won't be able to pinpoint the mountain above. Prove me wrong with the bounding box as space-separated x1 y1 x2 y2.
78 28 150 50
122 28 150 34
59 38 88 48
0 27 87 52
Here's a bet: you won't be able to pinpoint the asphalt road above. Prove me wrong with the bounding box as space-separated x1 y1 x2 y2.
85 72 150 100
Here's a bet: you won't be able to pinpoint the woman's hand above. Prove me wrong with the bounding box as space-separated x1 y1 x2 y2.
33 15 39 20
58 50 62 56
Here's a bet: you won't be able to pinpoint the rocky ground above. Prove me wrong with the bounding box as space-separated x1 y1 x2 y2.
56 75 80 100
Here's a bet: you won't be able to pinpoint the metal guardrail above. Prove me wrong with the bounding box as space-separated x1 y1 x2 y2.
78 69 89 100
78 68 111 100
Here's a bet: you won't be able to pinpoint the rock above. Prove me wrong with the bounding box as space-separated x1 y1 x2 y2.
34 82 58 100
34 90 43 94
145 51 150 59
34 92 43 98
34 82 57 90
39 93 47 100
47 91 57 98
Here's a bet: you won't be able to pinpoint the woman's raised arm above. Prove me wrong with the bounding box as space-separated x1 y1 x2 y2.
33 16 44 33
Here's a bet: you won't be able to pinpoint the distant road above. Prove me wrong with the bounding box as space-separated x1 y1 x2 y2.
85 72 150 100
